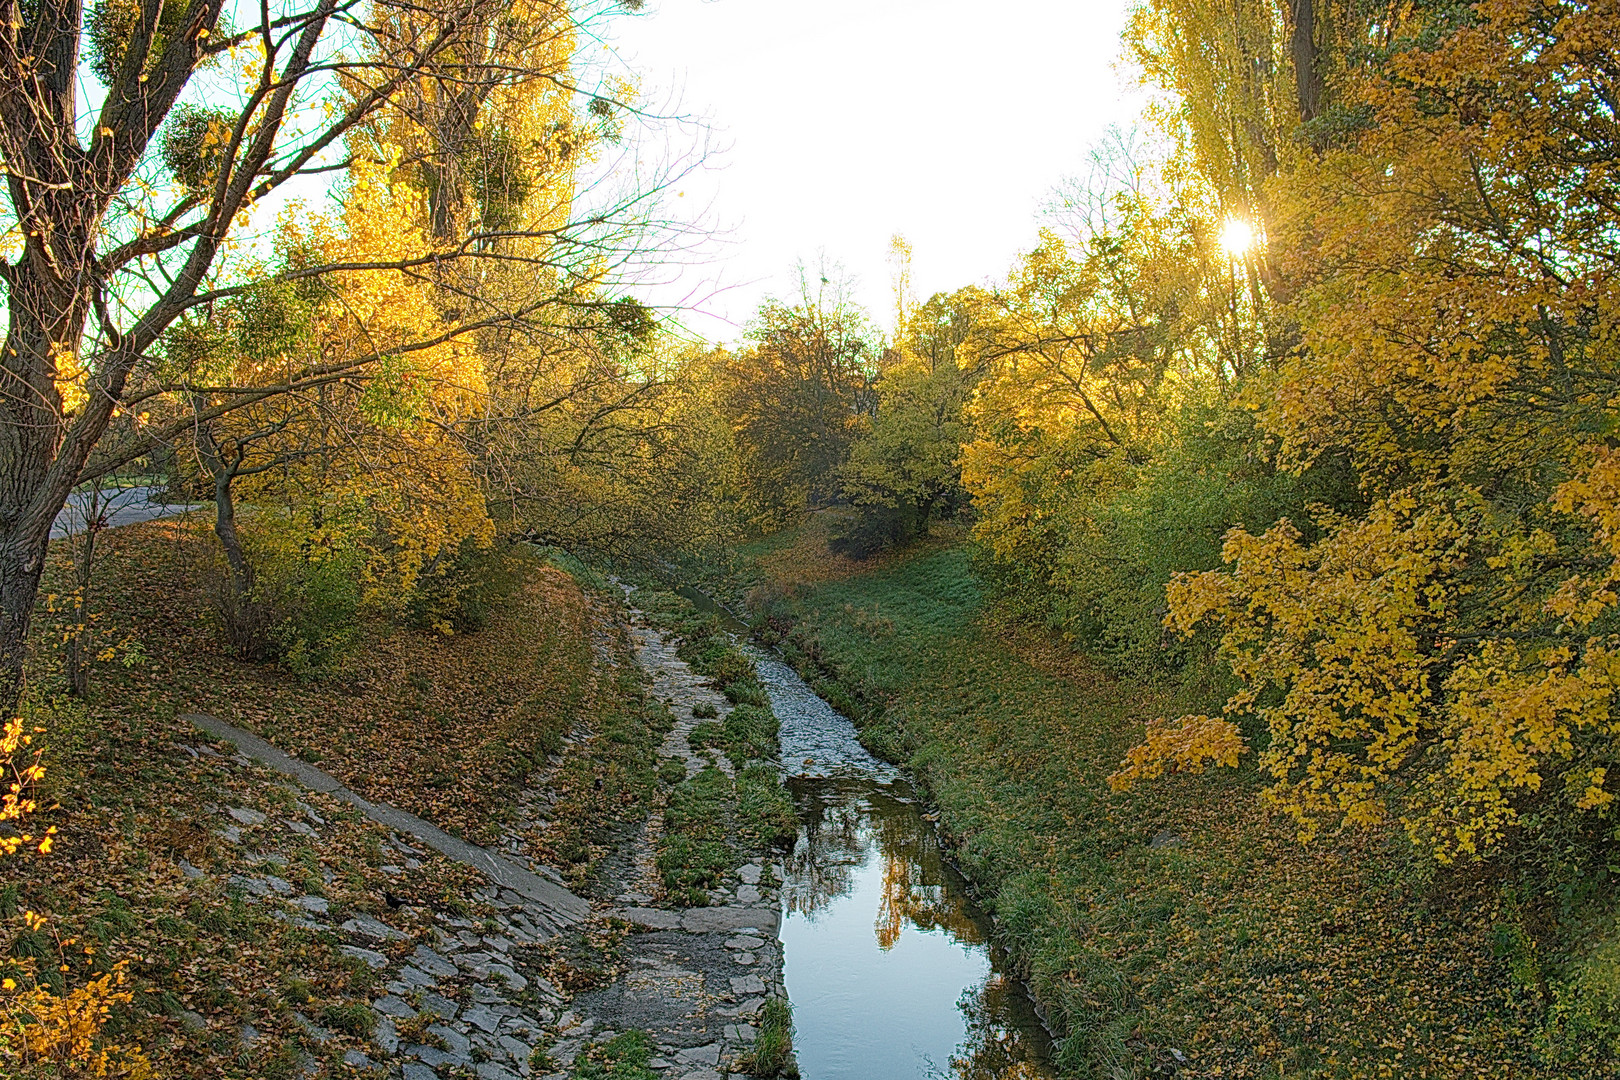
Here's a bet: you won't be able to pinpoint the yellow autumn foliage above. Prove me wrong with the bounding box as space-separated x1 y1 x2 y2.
1114 490 1620 861
0 964 149 1078
1 717 51 858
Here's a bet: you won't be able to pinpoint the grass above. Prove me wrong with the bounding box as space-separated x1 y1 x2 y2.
45 519 596 846
3 519 658 1076
739 528 1574 1079
572 1028 658 1079
736 997 797 1078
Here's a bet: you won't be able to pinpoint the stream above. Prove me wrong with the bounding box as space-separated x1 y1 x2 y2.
675 588 1057 1080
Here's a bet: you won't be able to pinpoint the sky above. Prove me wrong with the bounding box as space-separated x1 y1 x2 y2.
604 0 1145 343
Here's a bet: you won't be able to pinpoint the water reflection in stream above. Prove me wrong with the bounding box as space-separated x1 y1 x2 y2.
782 777 1056 1080
674 587 1055 1079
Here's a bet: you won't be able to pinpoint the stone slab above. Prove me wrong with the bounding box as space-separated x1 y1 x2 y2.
615 907 685 930
679 907 778 934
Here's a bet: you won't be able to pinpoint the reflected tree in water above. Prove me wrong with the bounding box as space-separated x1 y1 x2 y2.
950 973 1055 1079
872 807 983 950
783 777 1053 1077
782 782 870 918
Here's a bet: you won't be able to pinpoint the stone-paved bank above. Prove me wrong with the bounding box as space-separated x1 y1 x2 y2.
545 586 792 1079
176 585 788 1080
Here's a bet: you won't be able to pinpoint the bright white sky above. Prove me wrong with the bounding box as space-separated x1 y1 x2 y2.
605 0 1144 343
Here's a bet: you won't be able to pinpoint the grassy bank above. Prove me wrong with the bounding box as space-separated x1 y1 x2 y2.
738 525 1571 1079
3 519 663 1076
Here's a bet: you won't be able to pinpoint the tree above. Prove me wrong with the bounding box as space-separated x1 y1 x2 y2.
1113 0 1620 870
719 269 881 528
477 314 737 565
0 0 667 709
834 288 988 556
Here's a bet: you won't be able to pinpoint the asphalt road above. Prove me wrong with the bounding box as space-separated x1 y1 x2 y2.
51 485 204 539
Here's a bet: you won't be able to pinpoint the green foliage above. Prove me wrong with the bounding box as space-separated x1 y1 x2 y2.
254 539 366 677
160 105 236 193
717 278 882 528
1541 930 1620 1066
407 538 528 634
86 0 189 86
688 721 724 751
987 399 1359 674
641 586 797 898
358 353 432 430
657 762 736 899
663 766 731 838
469 127 535 231
835 288 988 558
721 678 769 707
538 666 666 887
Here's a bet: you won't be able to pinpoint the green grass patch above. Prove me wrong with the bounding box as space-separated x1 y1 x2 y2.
736 997 797 1077
572 1029 658 1079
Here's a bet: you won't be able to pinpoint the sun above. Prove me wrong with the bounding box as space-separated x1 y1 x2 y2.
1219 218 1257 258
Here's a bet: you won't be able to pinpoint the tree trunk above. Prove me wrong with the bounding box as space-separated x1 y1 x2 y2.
1291 0 1324 122
63 488 101 698
195 425 270 657
213 466 254 602
0 259 97 715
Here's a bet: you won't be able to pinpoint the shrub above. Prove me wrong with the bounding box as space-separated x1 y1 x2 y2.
406 538 527 635
829 503 921 560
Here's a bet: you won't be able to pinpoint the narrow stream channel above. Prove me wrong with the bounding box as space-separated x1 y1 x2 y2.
675 587 1057 1080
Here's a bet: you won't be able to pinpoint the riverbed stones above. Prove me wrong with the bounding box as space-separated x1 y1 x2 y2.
618 906 684 930
227 806 265 826
339 945 387 969
342 914 403 940
410 945 458 977
524 583 797 1079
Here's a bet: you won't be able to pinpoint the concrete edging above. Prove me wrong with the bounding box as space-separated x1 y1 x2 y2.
182 712 590 930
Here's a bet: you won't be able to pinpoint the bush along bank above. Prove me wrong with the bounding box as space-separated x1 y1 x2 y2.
734 538 1569 1080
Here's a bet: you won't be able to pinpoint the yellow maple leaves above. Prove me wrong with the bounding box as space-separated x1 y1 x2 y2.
1 717 53 859
0 963 149 1078
1113 491 1620 861
1108 714 1248 789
